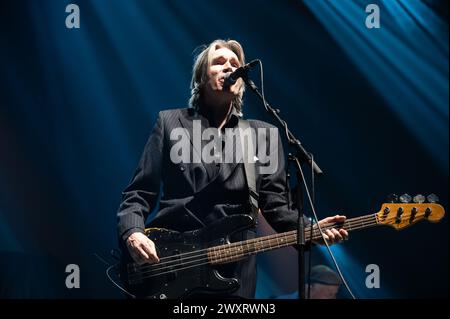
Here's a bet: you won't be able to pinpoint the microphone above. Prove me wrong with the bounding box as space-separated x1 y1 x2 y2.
223 59 259 87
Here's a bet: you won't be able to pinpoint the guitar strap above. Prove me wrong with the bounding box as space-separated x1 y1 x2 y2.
238 119 259 225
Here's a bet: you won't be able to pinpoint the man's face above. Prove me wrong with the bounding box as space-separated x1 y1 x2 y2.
204 47 242 101
310 283 339 299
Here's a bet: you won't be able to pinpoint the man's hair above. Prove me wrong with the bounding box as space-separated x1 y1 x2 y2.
189 39 246 114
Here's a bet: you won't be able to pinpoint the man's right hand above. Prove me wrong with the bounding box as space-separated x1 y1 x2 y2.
126 232 160 265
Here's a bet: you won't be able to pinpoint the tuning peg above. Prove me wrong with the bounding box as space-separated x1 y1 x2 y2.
413 194 425 204
387 194 398 203
399 194 412 203
427 194 439 203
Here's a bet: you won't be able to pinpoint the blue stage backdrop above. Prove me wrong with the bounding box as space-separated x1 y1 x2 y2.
0 0 448 298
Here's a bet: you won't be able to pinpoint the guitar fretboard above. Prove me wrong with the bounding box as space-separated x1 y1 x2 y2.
207 214 378 264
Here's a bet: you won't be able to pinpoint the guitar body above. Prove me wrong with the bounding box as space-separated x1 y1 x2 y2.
119 214 255 299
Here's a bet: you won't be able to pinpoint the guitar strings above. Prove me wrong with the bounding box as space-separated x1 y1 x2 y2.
130 214 376 273
127 216 386 280
130 215 379 277
130 214 413 281
129 215 413 282
131 212 423 280
128 219 384 282
134 214 376 267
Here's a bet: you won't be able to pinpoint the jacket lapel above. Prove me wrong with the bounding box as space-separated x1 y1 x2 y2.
177 108 243 194
178 109 216 186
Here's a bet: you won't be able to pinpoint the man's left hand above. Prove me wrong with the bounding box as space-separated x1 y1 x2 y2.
315 215 349 245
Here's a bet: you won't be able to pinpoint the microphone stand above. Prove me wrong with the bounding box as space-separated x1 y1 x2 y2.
243 77 323 299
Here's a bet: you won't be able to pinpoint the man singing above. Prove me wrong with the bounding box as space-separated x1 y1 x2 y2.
117 39 348 298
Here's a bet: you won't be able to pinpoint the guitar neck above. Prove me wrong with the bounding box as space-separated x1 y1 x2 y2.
207 213 378 265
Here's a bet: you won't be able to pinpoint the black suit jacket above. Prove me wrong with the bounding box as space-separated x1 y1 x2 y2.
117 107 301 298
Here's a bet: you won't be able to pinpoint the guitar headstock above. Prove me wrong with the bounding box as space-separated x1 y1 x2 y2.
376 194 445 230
